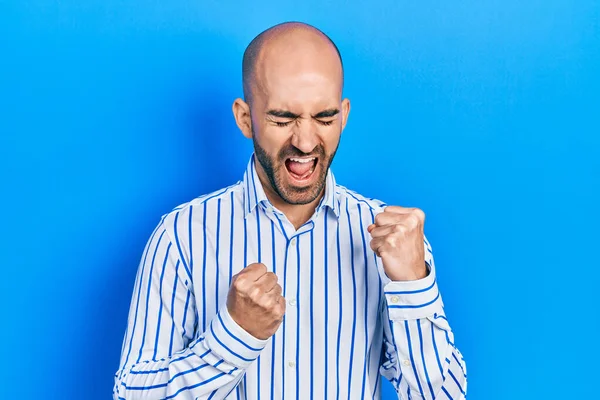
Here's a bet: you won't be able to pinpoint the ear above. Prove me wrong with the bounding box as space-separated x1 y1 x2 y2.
232 98 253 139
341 98 351 131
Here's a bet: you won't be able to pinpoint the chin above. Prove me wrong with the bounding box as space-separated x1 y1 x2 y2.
282 191 320 205
277 173 326 205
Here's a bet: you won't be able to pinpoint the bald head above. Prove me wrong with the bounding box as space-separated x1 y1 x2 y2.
242 22 344 104
232 22 351 210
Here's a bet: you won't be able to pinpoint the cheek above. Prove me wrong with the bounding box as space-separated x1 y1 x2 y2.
256 126 292 156
321 128 341 153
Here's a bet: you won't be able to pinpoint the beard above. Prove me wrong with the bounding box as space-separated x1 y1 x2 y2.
252 132 339 206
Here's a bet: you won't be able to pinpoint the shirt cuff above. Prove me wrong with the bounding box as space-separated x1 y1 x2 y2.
203 306 269 369
384 262 444 321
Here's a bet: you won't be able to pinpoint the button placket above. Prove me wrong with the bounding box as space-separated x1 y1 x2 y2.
281 226 314 398
283 232 299 399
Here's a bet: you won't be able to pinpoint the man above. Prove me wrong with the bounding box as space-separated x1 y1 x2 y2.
114 22 467 400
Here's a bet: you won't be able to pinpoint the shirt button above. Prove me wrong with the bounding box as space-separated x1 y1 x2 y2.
403 360 411 366
288 298 297 306
288 361 296 368
290 238 297 246
390 295 400 304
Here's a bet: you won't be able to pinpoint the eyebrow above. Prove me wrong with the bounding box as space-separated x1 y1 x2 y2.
266 109 300 119
266 108 340 119
312 109 339 119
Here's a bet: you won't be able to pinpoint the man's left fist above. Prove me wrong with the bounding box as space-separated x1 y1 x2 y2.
367 206 428 281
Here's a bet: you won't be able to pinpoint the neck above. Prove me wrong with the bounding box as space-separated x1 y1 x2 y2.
254 159 325 231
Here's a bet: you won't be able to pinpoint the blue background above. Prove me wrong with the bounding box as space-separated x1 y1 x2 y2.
1 1 598 398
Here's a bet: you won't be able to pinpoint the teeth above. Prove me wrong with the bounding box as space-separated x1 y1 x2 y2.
289 157 315 163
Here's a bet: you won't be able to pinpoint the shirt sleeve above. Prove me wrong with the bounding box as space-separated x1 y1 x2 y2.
113 220 268 400
379 235 468 399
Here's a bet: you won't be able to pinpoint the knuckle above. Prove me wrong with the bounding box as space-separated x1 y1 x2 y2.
249 286 262 299
277 300 286 316
385 236 396 247
393 224 407 236
407 214 419 228
413 208 425 221
233 277 246 290
272 303 280 315
370 240 380 252
247 262 266 272
274 300 284 312
375 213 385 225
257 263 267 272
262 296 275 309
266 272 277 281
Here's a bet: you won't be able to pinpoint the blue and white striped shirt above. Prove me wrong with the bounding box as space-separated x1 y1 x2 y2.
114 155 467 400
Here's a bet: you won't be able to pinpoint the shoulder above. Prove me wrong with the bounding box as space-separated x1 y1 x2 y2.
338 184 435 252
159 182 244 235
335 184 388 215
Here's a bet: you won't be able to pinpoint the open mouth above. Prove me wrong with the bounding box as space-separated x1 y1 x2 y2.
284 157 318 183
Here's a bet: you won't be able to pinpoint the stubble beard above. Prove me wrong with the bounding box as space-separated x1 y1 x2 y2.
252 133 339 206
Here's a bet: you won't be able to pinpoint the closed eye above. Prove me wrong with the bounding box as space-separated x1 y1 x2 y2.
270 118 334 127
317 120 334 126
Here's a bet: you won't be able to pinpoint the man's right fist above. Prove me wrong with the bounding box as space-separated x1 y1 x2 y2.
226 263 286 340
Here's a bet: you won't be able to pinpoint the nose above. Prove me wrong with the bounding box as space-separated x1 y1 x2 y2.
290 120 319 154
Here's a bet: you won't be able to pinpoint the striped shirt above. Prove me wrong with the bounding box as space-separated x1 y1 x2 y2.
114 155 467 400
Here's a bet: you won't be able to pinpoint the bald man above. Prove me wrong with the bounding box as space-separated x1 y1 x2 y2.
114 22 467 400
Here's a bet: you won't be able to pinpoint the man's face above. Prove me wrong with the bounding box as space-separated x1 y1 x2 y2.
251 116 340 206
248 57 350 205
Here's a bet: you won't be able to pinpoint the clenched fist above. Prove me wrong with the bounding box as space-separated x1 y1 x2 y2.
227 263 286 340
368 206 428 281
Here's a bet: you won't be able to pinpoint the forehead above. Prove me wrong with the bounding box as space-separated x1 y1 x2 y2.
261 70 341 112
254 37 343 111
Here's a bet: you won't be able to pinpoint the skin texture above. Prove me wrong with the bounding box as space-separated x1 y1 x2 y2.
226 263 285 340
229 22 427 340
368 206 428 281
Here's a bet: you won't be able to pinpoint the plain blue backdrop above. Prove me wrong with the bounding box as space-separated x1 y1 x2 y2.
1 1 598 399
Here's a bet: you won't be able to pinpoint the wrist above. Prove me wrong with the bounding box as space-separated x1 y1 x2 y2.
386 261 429 282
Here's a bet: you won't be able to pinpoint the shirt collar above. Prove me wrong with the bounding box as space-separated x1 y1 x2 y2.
242 155 340 219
